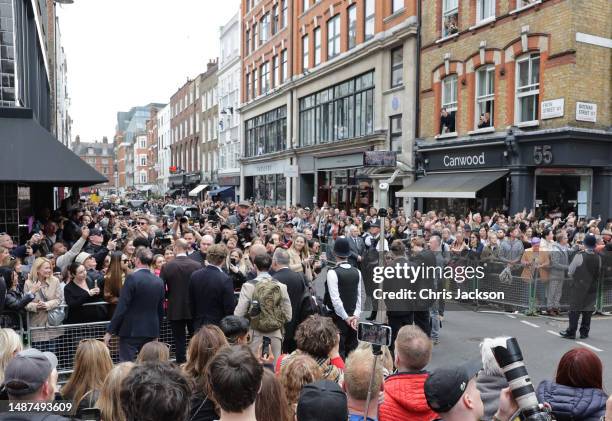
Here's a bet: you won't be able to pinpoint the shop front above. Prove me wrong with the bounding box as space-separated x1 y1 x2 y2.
243 159 290 207
315 153 373 210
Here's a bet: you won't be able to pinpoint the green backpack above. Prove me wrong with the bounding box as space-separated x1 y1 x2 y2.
249 280 286 333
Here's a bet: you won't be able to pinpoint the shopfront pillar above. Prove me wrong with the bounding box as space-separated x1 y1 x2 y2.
508 167 533 215
593 167 612 218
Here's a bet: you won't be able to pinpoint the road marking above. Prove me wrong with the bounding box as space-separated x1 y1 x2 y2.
506 314 517 319
576 341 603 352
547 330 561 337
521 321 540 328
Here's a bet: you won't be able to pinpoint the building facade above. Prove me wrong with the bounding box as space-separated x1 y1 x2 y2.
53 16 71 148
199 60 220 190
156 104 171 194
218 12 242 200
404 0 612 217
144 108 159 192
72 136 114 192
239 0 419 209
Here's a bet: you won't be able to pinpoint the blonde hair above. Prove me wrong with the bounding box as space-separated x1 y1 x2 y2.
0 329 23 383
358 342 394 375
62 339 113 409
279 354 323 405
291 234 310 259
344 347 384 401
96 362 135 421
136 341 170 364
30 257 52 283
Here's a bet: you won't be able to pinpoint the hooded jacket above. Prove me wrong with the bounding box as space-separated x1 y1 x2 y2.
536 380 607 421
476 372 508 420
379 372 438 421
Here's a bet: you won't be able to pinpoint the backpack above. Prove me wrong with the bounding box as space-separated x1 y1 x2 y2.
249 280 286 333
298 278 321 322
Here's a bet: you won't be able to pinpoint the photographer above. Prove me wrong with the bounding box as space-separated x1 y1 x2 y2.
228 201 256 247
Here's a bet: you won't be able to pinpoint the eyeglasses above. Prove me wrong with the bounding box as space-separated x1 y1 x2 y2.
138 222 147 226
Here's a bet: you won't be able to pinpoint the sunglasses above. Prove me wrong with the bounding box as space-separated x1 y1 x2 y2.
138 222 147 226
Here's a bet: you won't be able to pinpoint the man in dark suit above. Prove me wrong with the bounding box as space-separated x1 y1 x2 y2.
189 244 236 331
160 238 201 364
348 225 365 268
270 248 305 353
104 247 165 362
190 234 214 267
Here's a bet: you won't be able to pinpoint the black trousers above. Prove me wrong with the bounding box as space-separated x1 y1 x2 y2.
567 311 593 336
332 314 358 359
119 336 155 362
170 319 194 364
388 311 431 351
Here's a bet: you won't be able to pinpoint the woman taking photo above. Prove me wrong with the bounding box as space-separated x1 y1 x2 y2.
64 262 106 324
104 252 129 318
0 265 39 330
62 339 114 418
224 248 247 292
24 257 63 353
288 234 313 282
122 240 136 269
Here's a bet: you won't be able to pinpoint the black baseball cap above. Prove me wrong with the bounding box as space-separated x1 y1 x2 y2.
297 380 348 421
3 349 58 396
424 359 481 413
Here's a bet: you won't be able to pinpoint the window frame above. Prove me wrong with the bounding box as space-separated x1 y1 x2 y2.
272 4 279 35
314 27 321 66
302 34 310 72
272 54 279 88
347 4 357 50
441 74 458 134
392 0 404 14
260 13 270 45
281 0 287 29
364 0 375 41
442 0 459 38
389 114 402 152
281 49 288 83
474 65 495 130
476 0 495 22
514 53 540 124
390 46 403 88
260 61 270 94
327 14 341 59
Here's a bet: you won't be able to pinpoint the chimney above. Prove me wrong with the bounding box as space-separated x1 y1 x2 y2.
75 135 80 144
102 136 108 144
207 58 218 71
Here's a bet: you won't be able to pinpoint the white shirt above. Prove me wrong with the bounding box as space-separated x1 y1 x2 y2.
326 263 362 321
364 234 389 252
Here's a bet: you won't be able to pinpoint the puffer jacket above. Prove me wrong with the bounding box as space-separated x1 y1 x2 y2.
536 380 607 421
379 372 438 421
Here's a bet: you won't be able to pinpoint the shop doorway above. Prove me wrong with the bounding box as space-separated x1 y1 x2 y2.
534 169 592 217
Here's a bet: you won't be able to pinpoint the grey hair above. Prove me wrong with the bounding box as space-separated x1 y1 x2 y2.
479 337 509 377
272 248 290 266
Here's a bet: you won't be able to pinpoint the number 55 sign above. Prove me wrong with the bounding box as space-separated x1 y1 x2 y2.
533 145 553 165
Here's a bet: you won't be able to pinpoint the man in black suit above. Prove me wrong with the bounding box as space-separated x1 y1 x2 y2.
160 238 201 364
347 225 365 268
189 234 213 267
189 243 236 331
104 247 165 362
270 248 305 353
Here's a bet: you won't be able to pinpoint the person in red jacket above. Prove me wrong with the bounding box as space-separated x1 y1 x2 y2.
379 325 438 421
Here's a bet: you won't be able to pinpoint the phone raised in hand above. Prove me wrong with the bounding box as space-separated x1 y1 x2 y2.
262 336 271 358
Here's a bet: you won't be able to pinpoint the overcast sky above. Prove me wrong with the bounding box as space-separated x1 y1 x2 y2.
57 0 239 142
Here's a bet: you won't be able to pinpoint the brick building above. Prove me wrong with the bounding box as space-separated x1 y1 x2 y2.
199 60 220 191
72 135 115 192
403 0 612 217
145 108 159 191
240 0 419 209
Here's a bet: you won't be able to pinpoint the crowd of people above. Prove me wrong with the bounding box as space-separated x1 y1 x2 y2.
0 196 610 420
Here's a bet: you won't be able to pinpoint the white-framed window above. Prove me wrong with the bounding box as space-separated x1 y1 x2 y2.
475 65 495 129
390 46 403 87
515 53 540 123
281 49 288 82
440 75 457 134
138 136 146 148
272 4 279 35
195 113 200 133
245 29 250 56
392 0 403 14
139 154 147 166
442 0 459 37
347 4 357 49
302 35 309 72
477 0 495 22
253 68 258 97
260 13 270 44
272 54 279 87
314 27 321 65
253 22 258 50
327 15 340 59
365 0 375 41
281 0 287 28
87 147 94 155
246 72 251 101
101 158 109 165
260 61 270 94
302 0 309 12
139 171 147 184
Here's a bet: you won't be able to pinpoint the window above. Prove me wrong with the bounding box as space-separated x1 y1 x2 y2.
390 115 402 152
272 5 279 35
299 71 375 146
314 28 321 66
442 0 459 37
260 61 270 94
139 155 147 166
518 0 540 8
391 47 403 87
101 158 109 165
260 13 270 45
440 75 457 134
245 29 250 55
139 171 147 184
392 0 403 13
281 0 287 28
272 55 279 87
302 35 309 72
252 23 258 51
281 49 288 82
475 65 495 129
327 15 340 59
87 148 94 155
253 67 258 97
138 136 147 148
477 0 495 21
347 4 357 49
515 53 540 123
245 107 287 157
246 73 251 101
302 0 309 12
365 0 375 41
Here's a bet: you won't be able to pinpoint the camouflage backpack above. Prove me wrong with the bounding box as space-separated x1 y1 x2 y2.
249 280 286 333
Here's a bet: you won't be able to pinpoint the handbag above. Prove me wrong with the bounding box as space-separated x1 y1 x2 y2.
38 287 65 327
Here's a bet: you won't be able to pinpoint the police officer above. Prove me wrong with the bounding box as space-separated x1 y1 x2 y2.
324 237 362 358
362 221 389 321
560 234 601 339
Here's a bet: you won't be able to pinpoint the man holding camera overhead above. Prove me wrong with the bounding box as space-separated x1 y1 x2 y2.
324 237 362 358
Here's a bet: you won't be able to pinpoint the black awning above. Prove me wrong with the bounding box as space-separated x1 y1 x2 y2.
0 108 107 186
396 170 508 198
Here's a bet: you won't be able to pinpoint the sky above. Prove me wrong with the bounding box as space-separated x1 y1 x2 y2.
57 0 240 142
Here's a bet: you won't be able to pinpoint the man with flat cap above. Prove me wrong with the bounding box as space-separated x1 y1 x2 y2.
324 237 362 358
425 360 518 421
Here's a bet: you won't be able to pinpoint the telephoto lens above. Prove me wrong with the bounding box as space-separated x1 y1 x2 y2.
491 337 552 421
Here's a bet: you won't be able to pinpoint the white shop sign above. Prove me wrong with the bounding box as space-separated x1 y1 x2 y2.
286 165 299 177
243 159 290 177
541 98 564 119
576 102 597 122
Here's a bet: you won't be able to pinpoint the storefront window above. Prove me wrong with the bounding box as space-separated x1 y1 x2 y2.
244 106 287 157
299 71 374 147
252 174 286 206
317 170 372 210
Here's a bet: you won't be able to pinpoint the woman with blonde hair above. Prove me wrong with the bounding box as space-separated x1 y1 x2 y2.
136 341 170 363
288 234 313 282
62 339 114 417
24 257 63 352
279 353 322 414
96 362 135 421
0 328 23 384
